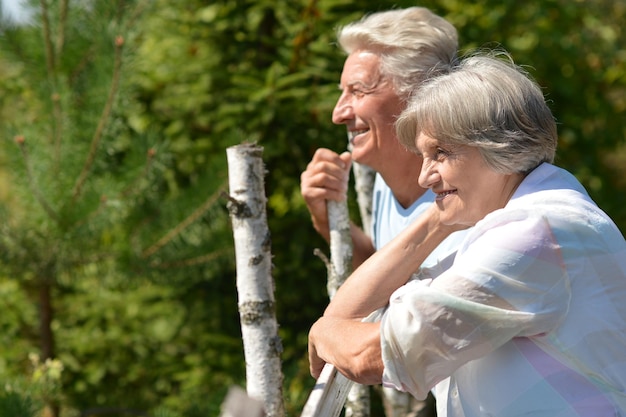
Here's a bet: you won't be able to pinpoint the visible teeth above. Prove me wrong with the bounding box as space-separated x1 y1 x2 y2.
347 130 368 143
438 191 455 197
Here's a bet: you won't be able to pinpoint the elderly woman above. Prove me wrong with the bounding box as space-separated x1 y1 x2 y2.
308 53 626 416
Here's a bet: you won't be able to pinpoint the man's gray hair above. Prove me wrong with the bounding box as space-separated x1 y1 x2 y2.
337 7 458 99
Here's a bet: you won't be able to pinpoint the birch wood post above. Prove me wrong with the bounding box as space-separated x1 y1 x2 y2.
301 363 354 417
352 161 376 237
326 199 352 298
302 152 376 417
344 158 377 417
219 386 265 417
226 144 285 417
327 196 370 417
351 157 414 417
382 386 413 417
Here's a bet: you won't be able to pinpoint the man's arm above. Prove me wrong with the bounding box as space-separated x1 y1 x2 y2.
301 148 375 268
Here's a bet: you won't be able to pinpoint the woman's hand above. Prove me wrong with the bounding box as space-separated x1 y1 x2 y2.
308 316 383 384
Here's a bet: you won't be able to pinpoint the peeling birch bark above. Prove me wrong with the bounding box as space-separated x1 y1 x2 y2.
352 161 376 237
347 158 375 417
345 384 371 417
303 150 376 417
327 194 370 417
219 386 265 417
382 386 411 417
352 157 414 417
226 144 285 417
301 363 354 417
326 199 352 298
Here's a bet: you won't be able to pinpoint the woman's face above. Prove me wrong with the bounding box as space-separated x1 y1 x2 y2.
332 50 405 170
416 132 525 227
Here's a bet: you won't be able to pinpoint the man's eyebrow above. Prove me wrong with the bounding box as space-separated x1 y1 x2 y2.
339 80 378 91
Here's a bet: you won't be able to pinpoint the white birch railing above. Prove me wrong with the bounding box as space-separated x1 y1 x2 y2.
303 156 376 417
226 144 285 417
300 363 354 417
352 160 419 417
226 144 413 417
338 159 374 417
352 161 376 239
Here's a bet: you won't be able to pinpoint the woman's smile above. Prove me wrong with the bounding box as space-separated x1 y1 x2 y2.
416 132 525 226
435 190 457 201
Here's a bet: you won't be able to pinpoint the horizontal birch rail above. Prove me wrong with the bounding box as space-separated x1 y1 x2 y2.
301 364 354 417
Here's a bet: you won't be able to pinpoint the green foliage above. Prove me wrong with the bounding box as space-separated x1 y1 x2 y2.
0 391 37 417
56 277 243 413
1 0 625 416
0 352 64 417
1 0 240 415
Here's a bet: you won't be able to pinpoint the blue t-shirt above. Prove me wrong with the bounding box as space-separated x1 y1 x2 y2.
370 173 466 271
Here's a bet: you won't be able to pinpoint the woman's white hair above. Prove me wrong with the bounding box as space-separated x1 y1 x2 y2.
337 7 458 99
396 52 558 174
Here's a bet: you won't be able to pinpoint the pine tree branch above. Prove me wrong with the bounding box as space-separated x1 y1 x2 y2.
55 0 68 58
72 149 155 230
141 182 227 258
14 136 60 223
51 91 63 174
70 195 109 230
71 36 125 202
288 0 316 73
39 0 56 79
120 149 156 198
52 0 69 169
39 0 64 170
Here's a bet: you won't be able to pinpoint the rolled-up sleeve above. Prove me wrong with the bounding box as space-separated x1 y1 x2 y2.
380 213 571 400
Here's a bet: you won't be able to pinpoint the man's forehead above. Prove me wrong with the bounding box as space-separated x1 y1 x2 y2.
340 51 383 86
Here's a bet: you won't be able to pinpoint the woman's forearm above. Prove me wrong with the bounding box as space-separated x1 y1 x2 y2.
324 206 453 319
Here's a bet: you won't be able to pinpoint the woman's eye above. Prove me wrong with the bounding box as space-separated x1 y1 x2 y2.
434 148 449 160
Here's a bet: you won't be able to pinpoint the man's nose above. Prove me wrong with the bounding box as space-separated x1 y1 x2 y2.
332 94 353 125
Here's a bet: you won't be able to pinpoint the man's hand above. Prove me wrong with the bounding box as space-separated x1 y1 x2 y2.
300 149 352 241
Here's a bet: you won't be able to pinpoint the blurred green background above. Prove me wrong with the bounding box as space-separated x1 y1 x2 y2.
1 0 624 415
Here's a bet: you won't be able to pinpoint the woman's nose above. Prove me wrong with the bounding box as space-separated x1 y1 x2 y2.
332 93 353 125
418 159 438 189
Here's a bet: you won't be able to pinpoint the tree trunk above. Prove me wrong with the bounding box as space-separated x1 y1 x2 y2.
327 197 369 417
346 159 376 417
345 384 370 417
39 280 55 361
301 363 353 417
39 279 60 417
226 144 285 417
326 200 352 298
351 160 421 417
352 162 376 237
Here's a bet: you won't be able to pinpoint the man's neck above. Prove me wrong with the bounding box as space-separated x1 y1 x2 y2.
379 158 428 209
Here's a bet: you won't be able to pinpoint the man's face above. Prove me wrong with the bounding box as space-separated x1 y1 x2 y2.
332 50 405 170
